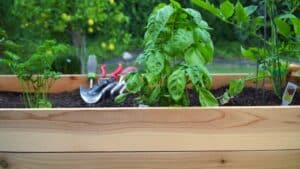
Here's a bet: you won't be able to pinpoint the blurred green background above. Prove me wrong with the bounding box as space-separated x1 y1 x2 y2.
0 0 298 74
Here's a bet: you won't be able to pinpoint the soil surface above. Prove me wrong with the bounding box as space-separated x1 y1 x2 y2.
0 87 299 108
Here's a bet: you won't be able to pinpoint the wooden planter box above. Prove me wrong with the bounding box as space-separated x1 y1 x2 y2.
0 73 299 169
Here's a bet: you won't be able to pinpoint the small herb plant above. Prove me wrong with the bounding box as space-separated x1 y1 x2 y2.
1 40 69 108
192 0 300 100
119 1 218 106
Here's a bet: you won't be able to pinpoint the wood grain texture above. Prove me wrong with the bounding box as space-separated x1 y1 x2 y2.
0 75 87 93
0 74 274 93
0 150 300 169
0 107 300 152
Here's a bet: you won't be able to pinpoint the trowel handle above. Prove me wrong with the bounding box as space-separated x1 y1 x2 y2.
111 64 123 79
100 64 107 78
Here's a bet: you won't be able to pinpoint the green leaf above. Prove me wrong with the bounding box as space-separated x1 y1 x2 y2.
0 58 12 67
228 79 244 96
253 16 264 30
191 0 222 18
185 8 210 29
184 46 205 65
37 99 52 108
278 13 296 19
291 17 300 35
244 5 257 16
194 28 211 43
114 93 128 103
167 69 186 102
126 73 143 93
135 53 146 65
234 2 248 24
144 73 160 86
148 86 161 104
170 0 181 9
186 66 202 87
146 52 165 75
4 51 20 61
220 1 235 19
164 29 194 56
199 87 218 107
186 65 212 88
275 18 291 38
145 5 174 44
196 42 214 63
241 46 265 61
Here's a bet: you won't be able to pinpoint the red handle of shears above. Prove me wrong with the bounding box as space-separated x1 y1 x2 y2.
111 64 123 79
100 64 107 78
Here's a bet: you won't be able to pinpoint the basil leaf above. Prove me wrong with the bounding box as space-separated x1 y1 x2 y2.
185 8 210 29
199 87 218 107
144 72 160 86
164 29 194 56
148 85 161 104
228 79 245 97
145 5 174 44
146 52 164 75
194 28 211 43
196 42 214 63
186 65 212 88
184 46 205 65
126 73 143 93
167 69 186 101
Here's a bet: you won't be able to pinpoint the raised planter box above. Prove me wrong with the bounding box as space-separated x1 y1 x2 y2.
0 73 299 169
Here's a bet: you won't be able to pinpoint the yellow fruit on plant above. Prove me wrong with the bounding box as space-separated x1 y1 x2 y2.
87 19 94 26
61 13 67 20
109 0 115 5
88 27 94 33
108 43 115 50
61 13 71 22
101 42 107 48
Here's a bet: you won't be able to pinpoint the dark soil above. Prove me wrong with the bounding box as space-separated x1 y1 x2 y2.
0 87 299 108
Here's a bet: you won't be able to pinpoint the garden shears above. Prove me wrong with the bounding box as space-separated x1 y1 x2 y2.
80 64 123 104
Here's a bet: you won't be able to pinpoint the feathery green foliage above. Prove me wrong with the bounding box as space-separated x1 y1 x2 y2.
1 40 70 108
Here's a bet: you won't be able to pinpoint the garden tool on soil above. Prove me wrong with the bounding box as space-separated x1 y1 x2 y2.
87 54 97 88
80 64 123 104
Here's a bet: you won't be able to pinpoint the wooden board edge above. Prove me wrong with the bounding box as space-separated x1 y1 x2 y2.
0 74 276 93
0 150 300 169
